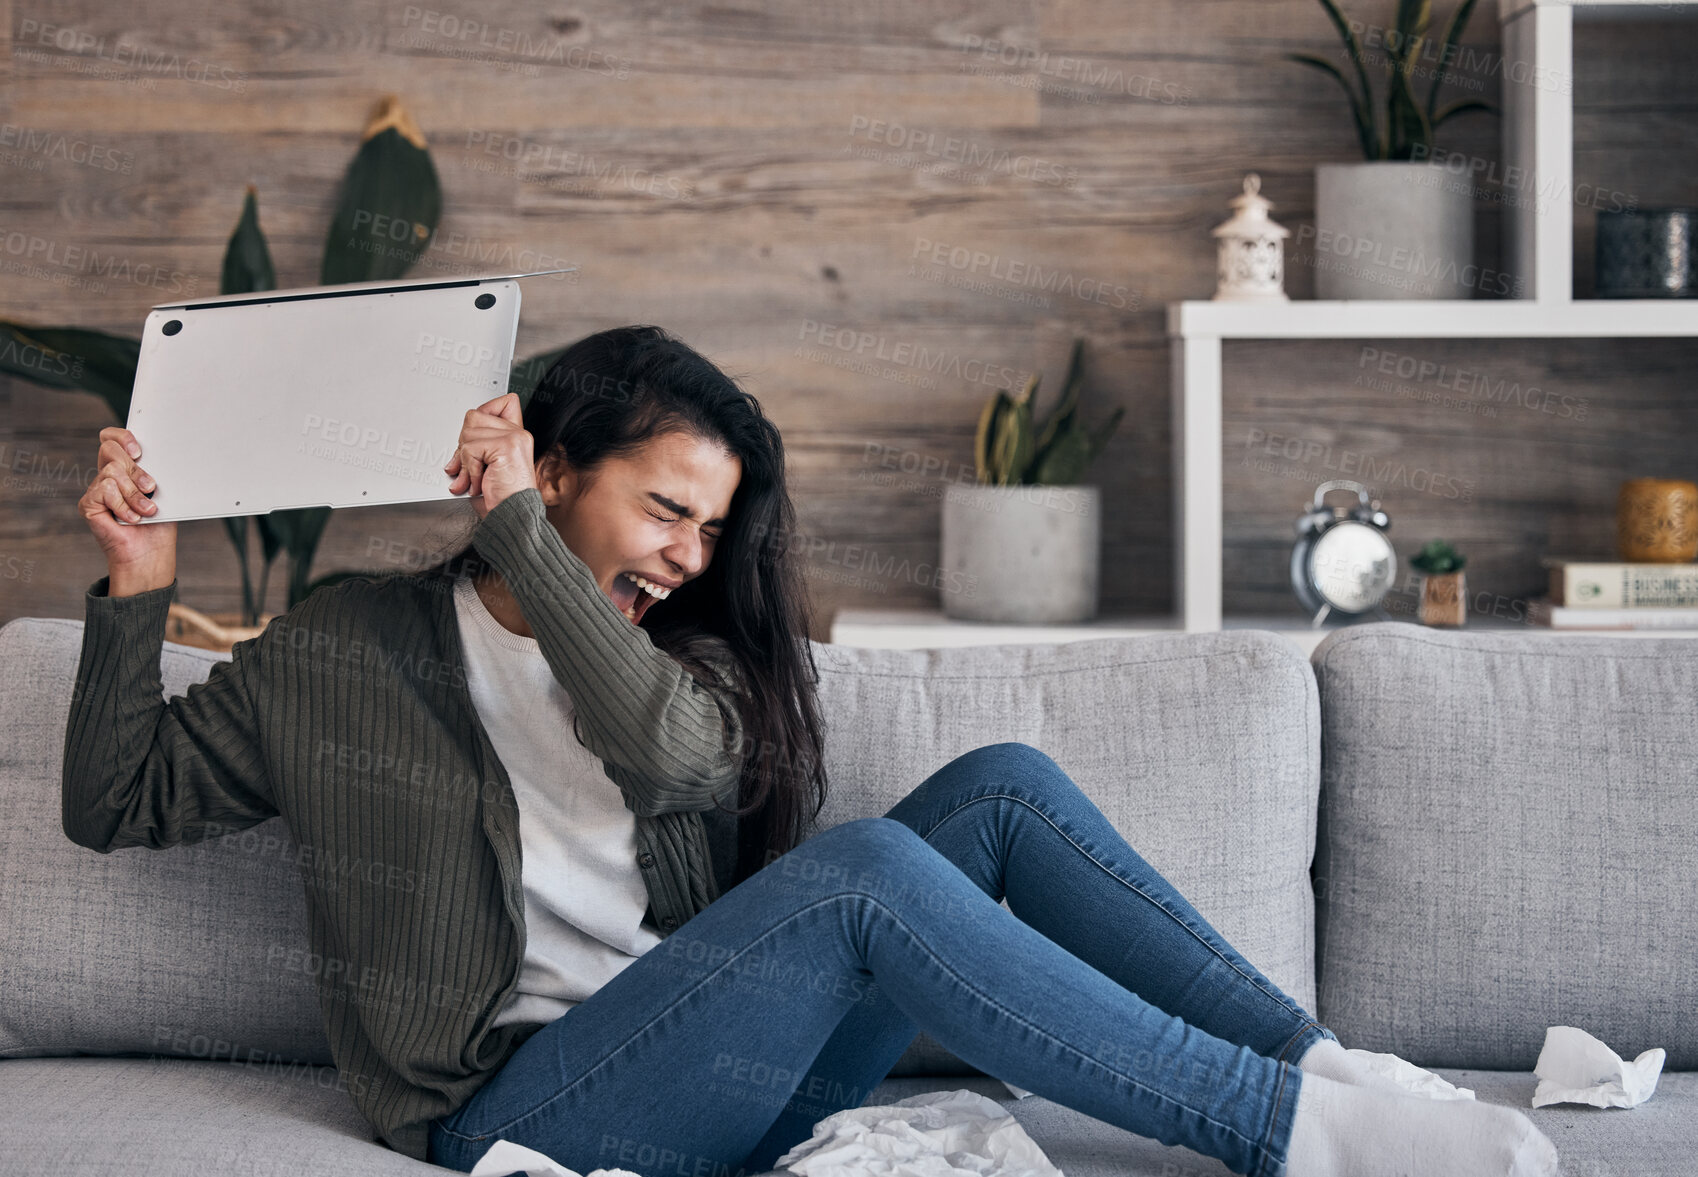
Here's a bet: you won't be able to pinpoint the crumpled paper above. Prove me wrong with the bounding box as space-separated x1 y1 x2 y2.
773 1088 1063 1177
468 1139 641 1177
1531 1025 1665 1109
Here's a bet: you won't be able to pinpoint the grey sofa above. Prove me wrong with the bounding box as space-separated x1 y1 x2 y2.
1 613 1692 1176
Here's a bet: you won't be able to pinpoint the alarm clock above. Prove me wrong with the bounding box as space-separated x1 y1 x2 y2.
1289 480 1396 626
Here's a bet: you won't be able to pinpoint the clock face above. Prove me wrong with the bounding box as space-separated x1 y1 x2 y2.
1310 521 1396 613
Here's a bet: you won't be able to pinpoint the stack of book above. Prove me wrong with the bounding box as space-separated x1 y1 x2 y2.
1529 559 1698 630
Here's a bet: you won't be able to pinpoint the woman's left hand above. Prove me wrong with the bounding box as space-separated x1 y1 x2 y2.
444 392 537 520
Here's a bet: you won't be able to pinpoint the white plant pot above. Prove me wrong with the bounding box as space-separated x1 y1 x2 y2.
1313 161 1475 299
940 484 1101 623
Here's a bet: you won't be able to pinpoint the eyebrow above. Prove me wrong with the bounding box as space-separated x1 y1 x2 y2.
648 492 727 527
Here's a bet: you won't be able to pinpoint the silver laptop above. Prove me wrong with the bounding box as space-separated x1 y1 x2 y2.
121 269 572 524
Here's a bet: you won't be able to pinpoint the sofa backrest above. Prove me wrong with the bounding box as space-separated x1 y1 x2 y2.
809 630 1323 1073
1311 623 1698 1070
4 614 1322 1078
0 616 334 1067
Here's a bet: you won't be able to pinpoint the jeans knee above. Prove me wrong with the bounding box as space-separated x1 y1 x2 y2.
948 742 1071 795
803 817 930 881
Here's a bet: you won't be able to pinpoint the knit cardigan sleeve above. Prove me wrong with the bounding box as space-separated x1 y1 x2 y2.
61 576 278 853
469 486 744 815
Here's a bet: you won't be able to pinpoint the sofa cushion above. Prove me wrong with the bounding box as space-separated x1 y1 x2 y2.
1311 623 1698 1069
810 631 1322 1074
3 1058 1691 1177
0 616 332 1066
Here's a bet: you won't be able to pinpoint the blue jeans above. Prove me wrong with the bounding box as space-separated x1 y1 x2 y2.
427 742 1335 1177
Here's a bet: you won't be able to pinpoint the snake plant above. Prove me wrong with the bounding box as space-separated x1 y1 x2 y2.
0 95 442 623
1288 0 1498 161
972 338 1123 486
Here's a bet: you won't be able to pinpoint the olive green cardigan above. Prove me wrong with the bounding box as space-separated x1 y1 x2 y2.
62 486 747 1161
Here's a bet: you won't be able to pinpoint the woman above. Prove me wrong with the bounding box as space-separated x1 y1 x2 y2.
72 326 1556 1177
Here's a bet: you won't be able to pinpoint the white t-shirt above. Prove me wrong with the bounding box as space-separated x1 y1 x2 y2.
451 570 664 1028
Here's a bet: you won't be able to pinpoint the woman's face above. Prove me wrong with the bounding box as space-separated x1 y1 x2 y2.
539 429 742 626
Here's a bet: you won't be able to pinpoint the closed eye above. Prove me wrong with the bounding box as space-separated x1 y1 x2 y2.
649 510 722 540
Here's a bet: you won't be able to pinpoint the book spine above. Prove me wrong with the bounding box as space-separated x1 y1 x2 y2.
1551 563 1698 608
1530 599 1698 629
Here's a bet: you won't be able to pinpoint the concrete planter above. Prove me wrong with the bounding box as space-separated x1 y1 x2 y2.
940 484 1101 623
1314 161 1475 299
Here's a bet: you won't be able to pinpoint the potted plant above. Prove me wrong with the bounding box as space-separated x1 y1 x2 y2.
1 96 443 649
1288 0 1498 299
1410 539 1467 626
941 339 1124 623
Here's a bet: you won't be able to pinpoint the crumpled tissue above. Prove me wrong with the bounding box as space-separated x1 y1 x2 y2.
773 1088 1063 1177
467 1140 642 1177
1531 1025 1665 1109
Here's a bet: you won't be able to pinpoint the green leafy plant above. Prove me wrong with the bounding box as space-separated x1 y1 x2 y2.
0 95 442 623
1288 0 1498 161
972 338 1124 486
1409 538 1467 574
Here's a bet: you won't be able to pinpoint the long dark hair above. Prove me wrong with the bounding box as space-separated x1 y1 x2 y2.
416 325 826 887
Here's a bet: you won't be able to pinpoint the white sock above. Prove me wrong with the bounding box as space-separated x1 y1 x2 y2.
1297 1037 1471 1100
1283 1070 1558 1177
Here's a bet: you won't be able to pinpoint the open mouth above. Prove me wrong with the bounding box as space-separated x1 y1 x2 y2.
610 570 672 625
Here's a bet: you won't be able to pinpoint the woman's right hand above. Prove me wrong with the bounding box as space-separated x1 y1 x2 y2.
80 426 176 594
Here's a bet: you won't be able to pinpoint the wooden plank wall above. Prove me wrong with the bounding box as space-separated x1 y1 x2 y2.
2 1 1694 636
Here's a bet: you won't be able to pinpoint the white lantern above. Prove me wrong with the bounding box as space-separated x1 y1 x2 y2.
1212 173 1290 302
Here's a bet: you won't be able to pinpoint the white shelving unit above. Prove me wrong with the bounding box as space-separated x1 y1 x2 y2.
827 608 1695 656
1168 0 1698 633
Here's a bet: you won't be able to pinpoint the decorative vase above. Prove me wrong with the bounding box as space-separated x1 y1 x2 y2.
1617 478 1698 563
1596 209 1697 298
166 603 274 653
1417 570 1467 627
1313 161 1476 300
940 484 1100 623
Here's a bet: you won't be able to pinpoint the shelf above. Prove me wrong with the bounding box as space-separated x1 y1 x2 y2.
829 608 1698 657
1500 0 1698 22
1167 299 1698 339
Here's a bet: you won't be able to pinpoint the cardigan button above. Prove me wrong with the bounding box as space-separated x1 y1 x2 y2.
661 916 677 929
638 852 655 868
